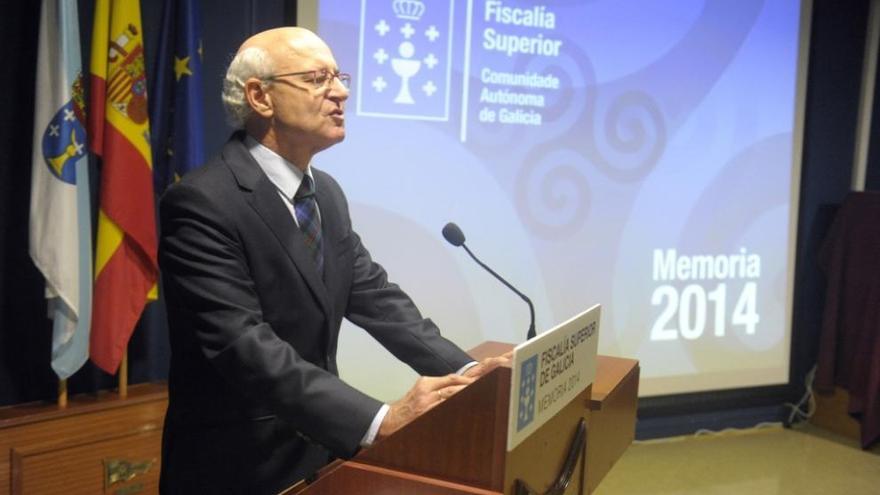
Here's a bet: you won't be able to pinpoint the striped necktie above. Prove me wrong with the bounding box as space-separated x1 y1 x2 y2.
293 174 323 273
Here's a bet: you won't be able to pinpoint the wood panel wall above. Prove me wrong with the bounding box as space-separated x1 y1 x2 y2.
0 384 167 495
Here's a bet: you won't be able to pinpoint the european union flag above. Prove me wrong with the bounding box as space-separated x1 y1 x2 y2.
150 0 205 193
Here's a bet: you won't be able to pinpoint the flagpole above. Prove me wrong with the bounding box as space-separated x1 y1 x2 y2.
58 378 68 408
119 348 128 399
32 0 91 408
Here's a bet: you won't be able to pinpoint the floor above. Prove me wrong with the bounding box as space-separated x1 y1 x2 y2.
593 423 880 495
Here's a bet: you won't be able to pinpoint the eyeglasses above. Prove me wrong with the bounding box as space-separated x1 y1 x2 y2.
264 68 351 90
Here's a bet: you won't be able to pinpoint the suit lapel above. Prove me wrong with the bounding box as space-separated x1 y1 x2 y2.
314 177 341 295
313 171 346 368
221 134 332 319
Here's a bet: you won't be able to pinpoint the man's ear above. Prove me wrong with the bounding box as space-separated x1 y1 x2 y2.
244 78 273 118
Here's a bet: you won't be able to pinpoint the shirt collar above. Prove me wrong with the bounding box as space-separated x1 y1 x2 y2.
244 134 315 200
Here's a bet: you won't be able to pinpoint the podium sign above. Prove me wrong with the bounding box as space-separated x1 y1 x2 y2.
507 305 601 451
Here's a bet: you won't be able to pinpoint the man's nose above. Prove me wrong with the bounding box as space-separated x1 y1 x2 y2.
329 78 349 101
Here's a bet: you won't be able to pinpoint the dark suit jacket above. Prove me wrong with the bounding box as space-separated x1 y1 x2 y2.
158 133 472 494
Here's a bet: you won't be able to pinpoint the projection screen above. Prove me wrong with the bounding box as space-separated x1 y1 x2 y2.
296 0 810 399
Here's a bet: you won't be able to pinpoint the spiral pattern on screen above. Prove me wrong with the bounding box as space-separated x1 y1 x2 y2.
589 90 667 183
514 148 591 240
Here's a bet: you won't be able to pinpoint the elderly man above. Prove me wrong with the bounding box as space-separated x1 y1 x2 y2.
158 27 506 493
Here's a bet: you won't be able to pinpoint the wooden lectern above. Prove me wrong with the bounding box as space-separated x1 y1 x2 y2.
285 342 639 495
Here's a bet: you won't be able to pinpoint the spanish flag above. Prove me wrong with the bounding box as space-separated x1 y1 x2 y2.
88 0 157 374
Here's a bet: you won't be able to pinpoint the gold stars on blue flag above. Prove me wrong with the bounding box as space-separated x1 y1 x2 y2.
173 55 192 81
149 0 205 194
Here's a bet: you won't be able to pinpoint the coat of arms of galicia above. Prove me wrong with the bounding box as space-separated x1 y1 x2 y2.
517 354 538 431
42 73 86 184
357 0 454 121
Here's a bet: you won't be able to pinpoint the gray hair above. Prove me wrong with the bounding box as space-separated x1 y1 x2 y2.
221 47 276 129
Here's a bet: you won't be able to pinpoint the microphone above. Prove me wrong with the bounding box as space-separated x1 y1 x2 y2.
442 222 536 340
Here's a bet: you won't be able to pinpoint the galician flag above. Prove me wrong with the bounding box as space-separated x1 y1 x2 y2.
88 0 158 374
29 0 93 380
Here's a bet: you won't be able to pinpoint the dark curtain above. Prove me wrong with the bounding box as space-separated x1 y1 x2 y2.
0 0 54 405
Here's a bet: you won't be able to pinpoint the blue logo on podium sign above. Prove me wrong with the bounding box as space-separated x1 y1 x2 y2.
517 355 538 431
356 0 454 121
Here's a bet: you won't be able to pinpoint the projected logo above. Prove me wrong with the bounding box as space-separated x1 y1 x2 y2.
516 354 538 431
357 0 454 120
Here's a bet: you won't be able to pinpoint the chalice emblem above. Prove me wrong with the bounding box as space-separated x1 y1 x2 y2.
391 41 421 104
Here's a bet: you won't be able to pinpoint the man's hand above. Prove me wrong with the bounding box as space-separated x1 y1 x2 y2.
463 351 513 380
377 374 474 440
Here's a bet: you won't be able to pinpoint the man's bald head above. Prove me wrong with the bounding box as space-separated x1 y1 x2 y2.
222 27 329 129
237 27 327 61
